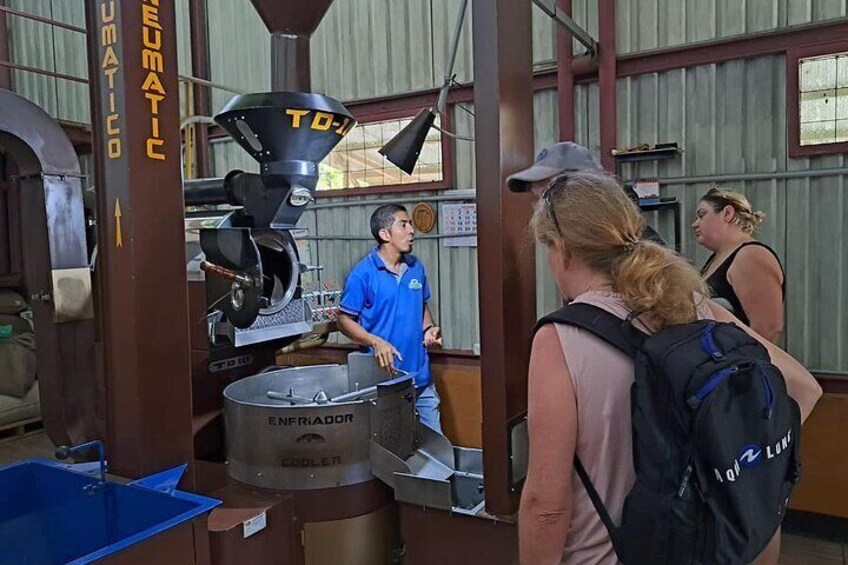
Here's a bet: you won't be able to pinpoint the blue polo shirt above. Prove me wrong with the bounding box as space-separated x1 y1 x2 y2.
340 247 432 388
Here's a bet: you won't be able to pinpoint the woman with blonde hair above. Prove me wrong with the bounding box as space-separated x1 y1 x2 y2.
693 187 785 343
518 171 821 564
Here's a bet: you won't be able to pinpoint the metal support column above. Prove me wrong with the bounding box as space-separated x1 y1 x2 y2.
473 0 536 516
556 0 575 141
598 0 617 171
85 0 194 480
189 0 212 178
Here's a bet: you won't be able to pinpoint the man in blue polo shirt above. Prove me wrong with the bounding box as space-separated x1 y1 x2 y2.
337 204 443 433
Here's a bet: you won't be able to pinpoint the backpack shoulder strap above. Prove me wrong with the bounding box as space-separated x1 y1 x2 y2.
535 302 645 357
574 457 626 561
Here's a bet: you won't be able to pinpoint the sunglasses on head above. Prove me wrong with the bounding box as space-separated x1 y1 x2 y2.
542 174 572 237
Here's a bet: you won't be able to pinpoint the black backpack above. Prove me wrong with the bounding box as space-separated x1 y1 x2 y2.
535 303 802 564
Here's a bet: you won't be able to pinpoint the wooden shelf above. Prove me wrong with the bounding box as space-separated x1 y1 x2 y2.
639 198 679 212
612 146 680 163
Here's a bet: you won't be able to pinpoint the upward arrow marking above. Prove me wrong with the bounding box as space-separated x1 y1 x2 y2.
115 199 123 248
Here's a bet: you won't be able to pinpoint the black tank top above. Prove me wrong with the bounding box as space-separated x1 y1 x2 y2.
701 241 785 326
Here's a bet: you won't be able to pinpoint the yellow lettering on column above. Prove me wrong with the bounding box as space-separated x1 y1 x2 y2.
101 23 117 45
141 72 165 95
101 1 115 23
108 138 122 158
104 66 118 89
146 138 165 160
102 46 118 69
141 4 162 29
106 114 120 135
145 92 164 114
142 26 161 50
142 49 163 73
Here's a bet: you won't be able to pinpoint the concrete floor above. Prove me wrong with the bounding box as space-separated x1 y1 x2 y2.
778 533 845 564
0 432 843 564
0 428 53 466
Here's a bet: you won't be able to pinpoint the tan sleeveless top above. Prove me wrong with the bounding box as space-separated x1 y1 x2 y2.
556 291 713 565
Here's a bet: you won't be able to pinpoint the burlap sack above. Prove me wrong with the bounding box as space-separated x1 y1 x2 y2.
0 332 36 399
0 292 26 315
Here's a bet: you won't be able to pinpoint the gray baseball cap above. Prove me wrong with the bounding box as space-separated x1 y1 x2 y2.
507 142 602 192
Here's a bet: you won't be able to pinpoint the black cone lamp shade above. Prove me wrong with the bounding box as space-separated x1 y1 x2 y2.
379 107 436 175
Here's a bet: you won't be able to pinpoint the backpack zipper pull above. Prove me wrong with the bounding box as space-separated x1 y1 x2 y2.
677 464 693 498
700 322 725 362
757 363 775 420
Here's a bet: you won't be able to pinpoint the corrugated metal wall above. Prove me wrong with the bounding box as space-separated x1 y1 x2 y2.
6 0 88 123
616 0 848 54
211 137 260 175
311 0 436 101
310 0 563 101
5 0 193 125
615 54 848 372
206 0 269 113
532 91 564 319
786 160 848 373
175 0 192 77
175 0 193 125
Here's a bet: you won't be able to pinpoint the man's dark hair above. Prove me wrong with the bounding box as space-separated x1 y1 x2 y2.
370 204 407 245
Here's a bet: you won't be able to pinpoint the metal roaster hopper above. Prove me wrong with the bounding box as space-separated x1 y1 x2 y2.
185 91 351 348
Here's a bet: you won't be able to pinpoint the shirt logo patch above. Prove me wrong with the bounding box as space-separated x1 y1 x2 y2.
408 279 423 291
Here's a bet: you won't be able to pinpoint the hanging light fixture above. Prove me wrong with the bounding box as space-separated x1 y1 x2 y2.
379 0 473 175
380 0 598 175
379 108 438 175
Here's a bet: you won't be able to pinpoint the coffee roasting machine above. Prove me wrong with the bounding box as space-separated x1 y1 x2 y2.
180 83 496 561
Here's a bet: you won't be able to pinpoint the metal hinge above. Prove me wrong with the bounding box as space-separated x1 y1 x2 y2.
30 291 51 303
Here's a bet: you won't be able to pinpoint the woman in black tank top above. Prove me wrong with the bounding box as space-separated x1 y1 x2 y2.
693 188 785 343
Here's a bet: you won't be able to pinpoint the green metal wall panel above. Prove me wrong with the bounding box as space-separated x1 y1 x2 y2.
617 0 848 55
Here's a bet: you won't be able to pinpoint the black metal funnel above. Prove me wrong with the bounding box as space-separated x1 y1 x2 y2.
248 0 334 34
214 92 356 190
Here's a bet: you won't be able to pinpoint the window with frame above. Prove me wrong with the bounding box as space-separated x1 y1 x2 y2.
797 52 848 146
317 115 444 191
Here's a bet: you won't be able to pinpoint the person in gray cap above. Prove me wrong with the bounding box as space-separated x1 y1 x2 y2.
507 141 603 195
507 141 665 245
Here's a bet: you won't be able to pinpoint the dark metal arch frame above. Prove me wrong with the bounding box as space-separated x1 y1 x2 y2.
0 87 101 449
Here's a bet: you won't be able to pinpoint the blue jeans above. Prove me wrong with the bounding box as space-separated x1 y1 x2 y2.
416 382 442 434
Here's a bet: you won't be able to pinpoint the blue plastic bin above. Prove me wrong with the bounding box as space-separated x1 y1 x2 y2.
0 459 219 564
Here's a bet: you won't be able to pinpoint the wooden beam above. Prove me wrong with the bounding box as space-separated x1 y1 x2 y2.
472 0 536 516
616 19 848 78
556 0 575 141
85 0 194 481
598 0 617 170
189 0 212 178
